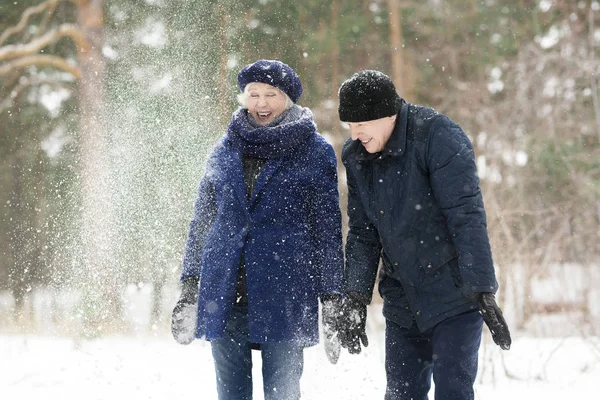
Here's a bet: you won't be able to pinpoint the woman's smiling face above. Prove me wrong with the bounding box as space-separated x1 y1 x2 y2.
246 82 289 125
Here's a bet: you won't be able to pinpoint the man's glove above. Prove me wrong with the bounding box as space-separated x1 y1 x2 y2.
171 276 199 345
321 293 342 364
338 292 369 354
474 292 511 350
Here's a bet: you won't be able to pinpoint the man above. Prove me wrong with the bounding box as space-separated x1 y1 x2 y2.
336 70 511 400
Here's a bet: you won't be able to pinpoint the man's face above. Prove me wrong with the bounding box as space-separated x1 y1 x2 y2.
246 82 288 125
347 115 397 153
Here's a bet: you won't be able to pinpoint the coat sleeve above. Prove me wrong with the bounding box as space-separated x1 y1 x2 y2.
180 170 218 280
342 151 382 302
309 141 344 296
426 115 498 295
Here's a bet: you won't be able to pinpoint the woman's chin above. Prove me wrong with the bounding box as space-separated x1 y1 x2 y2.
255 116 276 125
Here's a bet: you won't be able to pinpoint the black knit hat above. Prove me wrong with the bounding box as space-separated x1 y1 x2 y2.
338 70 402 122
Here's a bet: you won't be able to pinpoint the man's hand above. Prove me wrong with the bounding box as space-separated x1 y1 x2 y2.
474 292 511 350
338 292 369 354
171 276 199 345
321 293 342 364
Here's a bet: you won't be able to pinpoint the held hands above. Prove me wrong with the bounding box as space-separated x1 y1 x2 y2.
171 276 200 345
338 292 369 355
473 292 512 350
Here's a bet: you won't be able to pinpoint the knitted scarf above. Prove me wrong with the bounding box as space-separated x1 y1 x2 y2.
226 105 316 159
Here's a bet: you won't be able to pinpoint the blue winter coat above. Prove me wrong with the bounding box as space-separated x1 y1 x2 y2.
181 107 344 345
342 100 498 332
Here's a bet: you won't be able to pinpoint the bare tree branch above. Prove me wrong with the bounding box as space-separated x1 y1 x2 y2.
0 0 60 46
35 0 60 41
0 24 87 62
0 54 81 79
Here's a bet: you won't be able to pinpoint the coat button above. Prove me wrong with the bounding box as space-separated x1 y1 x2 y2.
380 210 384 215
416 310 422 316
405 306 409 310
393 262 398 266
427 263 432 269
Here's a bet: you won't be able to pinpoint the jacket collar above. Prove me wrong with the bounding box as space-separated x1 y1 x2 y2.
356 99 408 161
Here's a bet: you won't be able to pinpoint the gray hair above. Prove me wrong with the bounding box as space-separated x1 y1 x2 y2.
236 83 294 109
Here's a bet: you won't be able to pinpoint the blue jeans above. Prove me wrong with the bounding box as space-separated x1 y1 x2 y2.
385 310 483 400
211 306 304 400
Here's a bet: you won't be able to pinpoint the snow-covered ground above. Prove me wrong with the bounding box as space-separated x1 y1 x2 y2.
1 330 598 399
1 281 599 399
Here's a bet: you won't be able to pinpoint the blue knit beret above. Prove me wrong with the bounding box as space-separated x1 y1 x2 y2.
237 59 303 103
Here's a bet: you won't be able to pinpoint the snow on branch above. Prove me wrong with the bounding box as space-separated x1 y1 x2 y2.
0 0 61 46
0 24 87 62
0 54 81 78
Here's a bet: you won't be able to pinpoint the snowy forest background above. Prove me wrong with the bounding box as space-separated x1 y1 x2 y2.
0 1 599 396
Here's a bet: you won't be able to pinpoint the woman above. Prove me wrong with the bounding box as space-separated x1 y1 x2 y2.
171 59 344 400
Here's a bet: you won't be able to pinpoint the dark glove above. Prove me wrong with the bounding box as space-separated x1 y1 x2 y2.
338 292 369 354
474 292 511 350
171 276 199 345
321 293 342 364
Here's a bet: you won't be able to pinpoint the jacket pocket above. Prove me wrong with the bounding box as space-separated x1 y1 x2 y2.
417 241 461 302
418 241 457 273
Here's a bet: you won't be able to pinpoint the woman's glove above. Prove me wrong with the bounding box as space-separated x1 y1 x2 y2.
171 276 199 345
321 293 342 364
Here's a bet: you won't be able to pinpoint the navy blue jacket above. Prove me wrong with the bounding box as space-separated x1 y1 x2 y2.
181 107 344 345
342 100 498 331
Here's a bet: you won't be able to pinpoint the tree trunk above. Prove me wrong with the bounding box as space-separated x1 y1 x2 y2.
330 0 340 145
330 0 347 234
10 150 29 323
150 270 166 327
355 0 372 71
588 4 600 141
218 4 230 124
387 0 404 94
75 0 119 336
